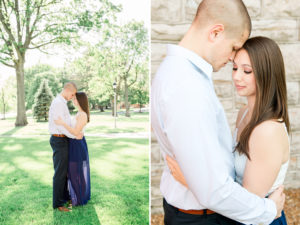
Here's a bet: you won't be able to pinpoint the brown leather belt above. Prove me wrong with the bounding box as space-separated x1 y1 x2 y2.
52 134 66 138
178 208 215 215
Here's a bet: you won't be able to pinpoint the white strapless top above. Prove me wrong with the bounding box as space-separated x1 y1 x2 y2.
70 112 86 132
233 109 289 196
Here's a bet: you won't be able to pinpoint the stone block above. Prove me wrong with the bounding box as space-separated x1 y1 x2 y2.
151 164 164 178
287 82 299 105
251 20 298 42
151 142 162 164
280 44 300 77
151 43 167 63
286 74 300 82
151 197 163 208
184 0 261 22
152 0 184 23
214 81 234 98
243 0 261 17
151 24 189 42
220 98 234 111
151 130 158 142
212 63 234 81
291 132 300 153
234 92 247 109
184 0 202 22
151 179 162 197
151 62 160 80
262 0 300 18
151 197 163 214
288 107 300 131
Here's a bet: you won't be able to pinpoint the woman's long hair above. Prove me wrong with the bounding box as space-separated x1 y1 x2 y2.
76 92 90 123
235 36 290 159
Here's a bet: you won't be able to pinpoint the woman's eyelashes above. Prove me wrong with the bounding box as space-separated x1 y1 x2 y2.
232 67 252 74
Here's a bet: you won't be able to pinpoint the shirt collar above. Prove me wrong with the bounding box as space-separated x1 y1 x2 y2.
167 44 213 79
58 94 67 104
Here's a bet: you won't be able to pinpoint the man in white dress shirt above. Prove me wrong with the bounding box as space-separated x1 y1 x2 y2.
49 82 82 212
151 0 285 224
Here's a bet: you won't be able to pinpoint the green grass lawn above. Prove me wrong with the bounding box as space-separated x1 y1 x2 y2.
0 111 149 225
0 110 149 136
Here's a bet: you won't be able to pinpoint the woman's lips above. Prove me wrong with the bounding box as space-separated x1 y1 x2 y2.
235 84 245 90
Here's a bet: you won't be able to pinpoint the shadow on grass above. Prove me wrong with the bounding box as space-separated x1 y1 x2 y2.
0 136 148 225
86 125 145 134
2 126 23 136
53 204 101 225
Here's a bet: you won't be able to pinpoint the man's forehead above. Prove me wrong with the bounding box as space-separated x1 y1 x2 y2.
235 30 249 49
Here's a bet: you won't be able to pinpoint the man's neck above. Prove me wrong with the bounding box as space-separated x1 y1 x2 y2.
179 31 208 62
60 92 67 101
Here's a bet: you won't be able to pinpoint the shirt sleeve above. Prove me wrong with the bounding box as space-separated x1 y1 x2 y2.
161 81 276 224
51 101 76 139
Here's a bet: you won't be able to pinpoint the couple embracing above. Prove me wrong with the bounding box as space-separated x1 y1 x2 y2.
152 0 289 224
49 82 91 212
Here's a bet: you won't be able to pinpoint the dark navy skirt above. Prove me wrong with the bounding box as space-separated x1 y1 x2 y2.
269 211 287 225
236 211 287 225
68 136 91 206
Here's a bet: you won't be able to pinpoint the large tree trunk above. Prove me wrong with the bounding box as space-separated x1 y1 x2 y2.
124 78 130 117
99 105 104 112
15 58 28 126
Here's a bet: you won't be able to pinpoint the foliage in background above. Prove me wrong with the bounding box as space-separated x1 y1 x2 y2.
25 64 61 110
0 76 16 119
0 0 120 126
32 79 53 122
0 1 149 123
97 21 149 117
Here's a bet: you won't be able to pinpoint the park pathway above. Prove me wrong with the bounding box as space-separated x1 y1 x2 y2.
0 132 149 139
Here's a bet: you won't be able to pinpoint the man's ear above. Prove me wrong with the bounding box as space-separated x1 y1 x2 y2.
208 24 225 42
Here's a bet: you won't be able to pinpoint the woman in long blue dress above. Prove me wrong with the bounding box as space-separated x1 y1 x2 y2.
55 92 91 207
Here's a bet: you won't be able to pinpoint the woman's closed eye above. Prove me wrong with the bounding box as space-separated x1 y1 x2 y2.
244 70 252 74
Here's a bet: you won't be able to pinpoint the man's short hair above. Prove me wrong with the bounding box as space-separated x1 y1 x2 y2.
63 82 77 91
193 0 251 38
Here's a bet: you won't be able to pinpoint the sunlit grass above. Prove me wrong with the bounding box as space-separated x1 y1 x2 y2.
0 110 149 225
0 137 149 225
0 110 149 136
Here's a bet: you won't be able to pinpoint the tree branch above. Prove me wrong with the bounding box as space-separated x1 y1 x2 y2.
24 0 34 49
0 58 15 68
28 38 60 49
15 0 21 43
0 5 19 52
128 65 139 87
0 0 9 16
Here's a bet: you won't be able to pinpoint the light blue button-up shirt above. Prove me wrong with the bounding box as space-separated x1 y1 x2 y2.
151 44 276 224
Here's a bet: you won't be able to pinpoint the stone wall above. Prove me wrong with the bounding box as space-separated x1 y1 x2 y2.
151 0 300 214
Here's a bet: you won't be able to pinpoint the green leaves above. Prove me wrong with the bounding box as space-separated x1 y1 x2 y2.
32 79 54 122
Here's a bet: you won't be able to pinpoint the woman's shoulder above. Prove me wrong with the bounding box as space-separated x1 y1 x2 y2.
249 119 288 160
77 111 88 121
249 120 287 150
252 120 284 136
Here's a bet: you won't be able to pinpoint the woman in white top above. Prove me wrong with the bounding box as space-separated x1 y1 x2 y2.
166 36 289 225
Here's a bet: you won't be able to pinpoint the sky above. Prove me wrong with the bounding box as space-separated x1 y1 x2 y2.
0 0 150 84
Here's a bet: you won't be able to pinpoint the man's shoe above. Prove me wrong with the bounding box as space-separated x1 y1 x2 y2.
58 206 71 212
67 200 72 209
